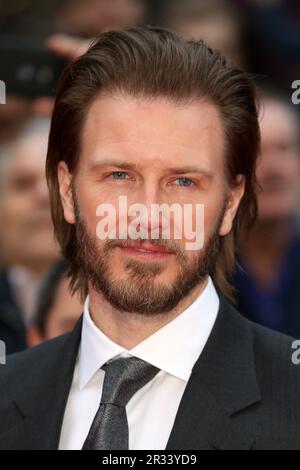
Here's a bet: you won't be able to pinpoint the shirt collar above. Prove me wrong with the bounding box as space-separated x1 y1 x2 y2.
78 276 219 389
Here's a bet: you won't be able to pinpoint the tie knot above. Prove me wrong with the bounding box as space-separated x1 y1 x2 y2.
100 356 160 407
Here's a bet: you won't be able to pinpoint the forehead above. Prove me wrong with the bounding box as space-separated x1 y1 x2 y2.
260 99 298 142
80 93 224 169
7 134 48 177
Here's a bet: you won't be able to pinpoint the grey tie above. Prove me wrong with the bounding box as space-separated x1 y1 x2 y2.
82 356 160 450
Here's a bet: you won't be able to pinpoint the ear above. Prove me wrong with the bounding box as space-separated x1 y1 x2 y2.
57 161 75 224
219 175 245 237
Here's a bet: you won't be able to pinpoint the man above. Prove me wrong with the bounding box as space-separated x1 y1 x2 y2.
233 90 300 336
0 118 59 353
0 26 299 450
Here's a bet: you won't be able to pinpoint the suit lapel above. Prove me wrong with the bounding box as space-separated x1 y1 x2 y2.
166 296 261 450
0 317 83 449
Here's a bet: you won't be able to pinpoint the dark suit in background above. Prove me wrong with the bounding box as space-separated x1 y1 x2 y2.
233 233 300 338
0 270 27 354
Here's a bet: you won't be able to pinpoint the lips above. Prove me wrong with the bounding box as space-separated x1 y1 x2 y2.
118 243 175 257
125 244 173 253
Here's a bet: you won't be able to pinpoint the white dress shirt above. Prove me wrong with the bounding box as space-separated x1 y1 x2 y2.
9 266 40 325
59 276 219 450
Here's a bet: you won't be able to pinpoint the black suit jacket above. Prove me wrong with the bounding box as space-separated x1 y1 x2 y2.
0 295 300 450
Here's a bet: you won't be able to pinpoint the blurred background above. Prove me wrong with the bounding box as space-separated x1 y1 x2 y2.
0 0 300 353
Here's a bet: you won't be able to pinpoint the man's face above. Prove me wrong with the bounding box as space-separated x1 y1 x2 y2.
257 99 300 221
58 94 244 314
1 134 58 270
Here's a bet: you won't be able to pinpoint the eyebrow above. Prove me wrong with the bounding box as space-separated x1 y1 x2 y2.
89 160 138 172
167 165 213 178
88 160 213 178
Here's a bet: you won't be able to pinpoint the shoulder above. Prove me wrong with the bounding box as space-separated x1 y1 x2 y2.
249 321 300 447
229 300 300 419
229 298 298 373
223 295 297 358
219 295 300 390
250 318 300 387
0 332 74 398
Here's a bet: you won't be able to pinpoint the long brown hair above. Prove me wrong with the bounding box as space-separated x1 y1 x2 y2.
46 26 260 301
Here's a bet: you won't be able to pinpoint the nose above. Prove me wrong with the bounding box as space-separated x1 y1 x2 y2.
130 180 165 237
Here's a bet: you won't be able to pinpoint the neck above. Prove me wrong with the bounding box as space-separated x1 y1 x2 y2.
88 277 208 349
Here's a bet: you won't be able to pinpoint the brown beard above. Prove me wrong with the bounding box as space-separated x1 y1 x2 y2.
73 195 225 315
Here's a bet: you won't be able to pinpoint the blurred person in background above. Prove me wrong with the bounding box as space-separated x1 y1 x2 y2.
0 117 59 354
56 0 148 37
0 0 149 142
233 88 300 336
0 1 67 146
28 259 83 346
231 0 300 92
163 0 246 68
0 0 148 37
0 96 31 147
0 96 56 147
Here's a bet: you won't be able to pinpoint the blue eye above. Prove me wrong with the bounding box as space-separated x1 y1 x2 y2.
110 171 129 180
175 177 194 187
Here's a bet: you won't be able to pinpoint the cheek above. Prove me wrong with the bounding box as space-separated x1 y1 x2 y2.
288 160 300 183
76 177 121 212
177 200 223 252
75 185 105 230
2 198 24 226
203 195 225 236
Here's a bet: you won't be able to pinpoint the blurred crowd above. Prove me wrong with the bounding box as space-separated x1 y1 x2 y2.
0 0 300 354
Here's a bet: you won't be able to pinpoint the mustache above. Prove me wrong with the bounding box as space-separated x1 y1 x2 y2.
104 237 184 255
